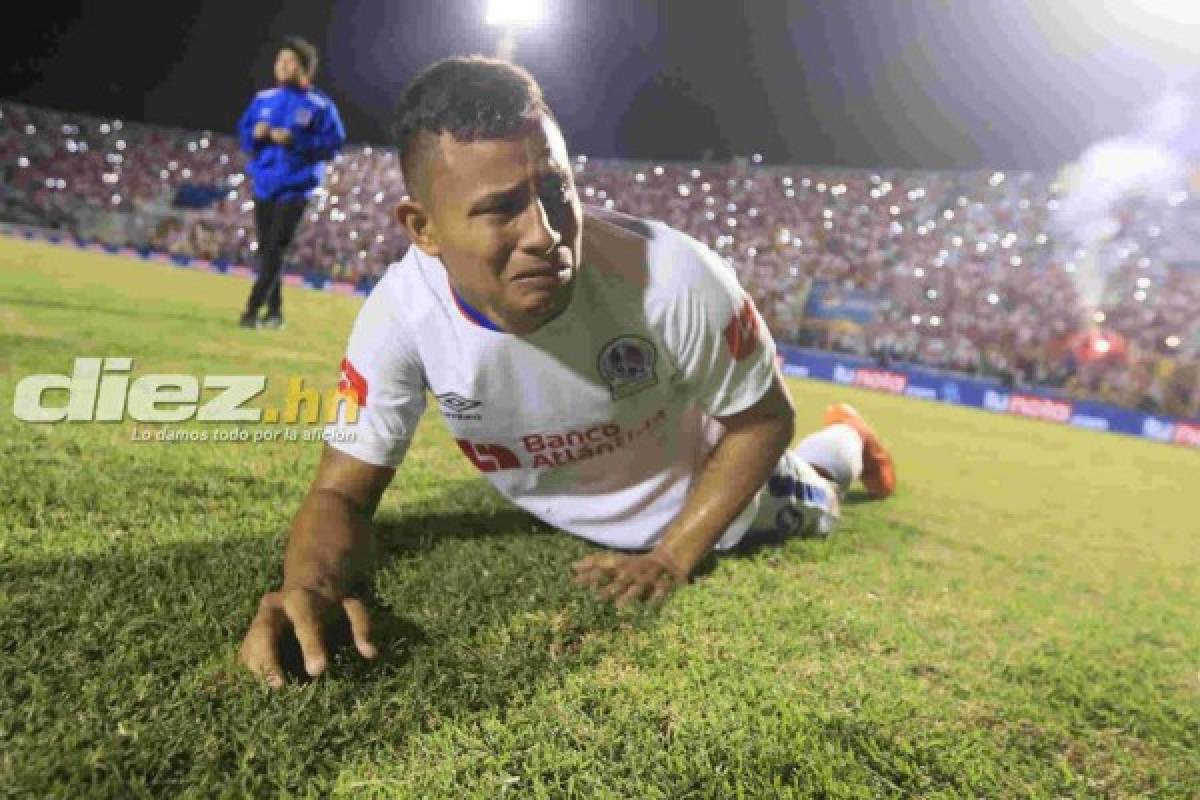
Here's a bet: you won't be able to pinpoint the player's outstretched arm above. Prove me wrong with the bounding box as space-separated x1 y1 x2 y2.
238 445 395 688
574 367 796 606
655 370 795 575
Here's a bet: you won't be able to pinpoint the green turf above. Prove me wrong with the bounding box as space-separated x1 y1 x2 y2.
1 237 1197 798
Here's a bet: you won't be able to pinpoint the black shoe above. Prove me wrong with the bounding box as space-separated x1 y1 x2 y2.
239 312 260 329
261 314 284 329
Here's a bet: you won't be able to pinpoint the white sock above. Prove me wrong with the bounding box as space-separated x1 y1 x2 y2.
792 423 863 494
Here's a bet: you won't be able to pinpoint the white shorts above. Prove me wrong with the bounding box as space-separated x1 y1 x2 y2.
744 449 842 541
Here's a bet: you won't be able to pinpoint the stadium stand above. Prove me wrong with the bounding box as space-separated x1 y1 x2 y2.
3 100 1197 417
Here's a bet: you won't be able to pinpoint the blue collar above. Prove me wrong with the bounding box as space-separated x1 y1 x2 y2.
450 285 505 332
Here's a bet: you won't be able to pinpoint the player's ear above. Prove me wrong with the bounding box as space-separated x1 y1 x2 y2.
395 198 440 257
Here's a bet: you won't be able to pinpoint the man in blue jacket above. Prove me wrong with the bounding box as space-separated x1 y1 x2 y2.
237 36 346 328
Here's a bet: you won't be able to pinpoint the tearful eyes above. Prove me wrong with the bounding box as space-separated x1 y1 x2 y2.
487 178 574 220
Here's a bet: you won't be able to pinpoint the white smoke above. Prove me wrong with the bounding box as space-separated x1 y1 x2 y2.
1055 91 1194 309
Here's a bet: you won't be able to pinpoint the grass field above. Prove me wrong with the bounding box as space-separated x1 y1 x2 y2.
1 236 1197 798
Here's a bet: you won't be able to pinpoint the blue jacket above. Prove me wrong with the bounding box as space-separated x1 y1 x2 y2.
237 84 346 201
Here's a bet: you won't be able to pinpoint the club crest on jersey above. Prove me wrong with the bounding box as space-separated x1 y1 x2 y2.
293 108 313 127
597 336 658 399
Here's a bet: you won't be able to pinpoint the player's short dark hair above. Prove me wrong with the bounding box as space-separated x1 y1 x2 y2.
392 56 553 196
279 36 318 78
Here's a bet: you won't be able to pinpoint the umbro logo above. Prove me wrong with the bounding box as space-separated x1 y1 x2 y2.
436 392 483 420
436 392 482 413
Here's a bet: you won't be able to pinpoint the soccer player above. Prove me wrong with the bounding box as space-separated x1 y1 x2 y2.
236 36 346 329
238 57 895 687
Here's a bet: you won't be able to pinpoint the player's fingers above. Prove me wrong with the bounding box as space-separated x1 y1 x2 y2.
239 623 287 688
239 600 287 688
571 554 599 572
575 552 622 572
648 574 676 605
573 557 619 585
341 597 379 660
572 567 608 589
614 579 652 608
283 589 330 677
597 571 634 601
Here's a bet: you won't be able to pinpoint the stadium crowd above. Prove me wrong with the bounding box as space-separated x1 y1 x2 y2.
2 100 1197 417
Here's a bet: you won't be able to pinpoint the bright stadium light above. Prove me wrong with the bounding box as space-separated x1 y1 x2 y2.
1086 0 1200 53
1131 0 1200 26
485 0 545 60
485 0 545 28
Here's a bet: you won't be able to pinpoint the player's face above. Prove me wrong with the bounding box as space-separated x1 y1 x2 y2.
423 114 583 334
274 49 305 85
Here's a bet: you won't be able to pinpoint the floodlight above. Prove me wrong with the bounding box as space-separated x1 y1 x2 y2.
1132 0 1200 26
485 0 545 27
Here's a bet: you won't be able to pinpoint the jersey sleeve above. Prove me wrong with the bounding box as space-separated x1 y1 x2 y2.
294 95 346 164
323 289 427 467
311 99 346 162
236 95 263 155
659 231 777 419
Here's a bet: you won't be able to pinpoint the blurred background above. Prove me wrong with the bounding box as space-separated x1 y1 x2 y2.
2 0 1199 420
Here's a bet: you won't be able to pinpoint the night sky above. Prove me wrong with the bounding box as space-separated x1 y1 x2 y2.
3 0 1196 169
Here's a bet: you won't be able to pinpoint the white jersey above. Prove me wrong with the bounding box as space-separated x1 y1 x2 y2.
325 209 779 550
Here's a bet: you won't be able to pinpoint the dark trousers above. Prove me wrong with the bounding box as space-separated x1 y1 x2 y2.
244 196 307 317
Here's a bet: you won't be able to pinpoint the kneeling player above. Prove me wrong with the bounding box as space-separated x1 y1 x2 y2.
237 57 895 687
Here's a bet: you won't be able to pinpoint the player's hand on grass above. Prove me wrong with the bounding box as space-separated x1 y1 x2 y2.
269 127 293 145
238 587 378 688
571 551 687 607
252 121 270 140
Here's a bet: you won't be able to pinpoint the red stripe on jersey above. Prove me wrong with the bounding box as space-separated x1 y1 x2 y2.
723 294 761 361
338 357 368 407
